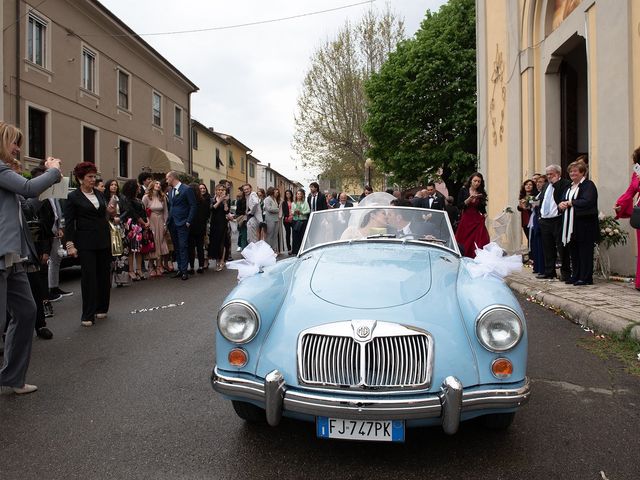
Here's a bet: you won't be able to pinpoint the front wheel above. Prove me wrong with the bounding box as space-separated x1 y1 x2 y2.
480 412 515 430
232 401 265 423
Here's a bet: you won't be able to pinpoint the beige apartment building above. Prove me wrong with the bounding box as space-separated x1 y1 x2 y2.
191 120 230 192
216 133 255 192
477 0 640 274
1 0 197 180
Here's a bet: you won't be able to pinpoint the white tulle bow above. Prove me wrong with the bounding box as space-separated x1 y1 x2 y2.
466 242 523 279
226 240 277 281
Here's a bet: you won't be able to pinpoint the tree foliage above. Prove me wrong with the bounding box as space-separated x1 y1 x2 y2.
292 9 404 184
364 0 477 194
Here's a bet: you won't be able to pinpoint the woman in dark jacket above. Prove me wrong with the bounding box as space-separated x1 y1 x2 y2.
559 158 598 285
64 162 113 326
281 189 294 254
188 183 210 273
208 183 231 271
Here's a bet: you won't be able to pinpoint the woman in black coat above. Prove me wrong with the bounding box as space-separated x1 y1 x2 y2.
64 162 114 326
188 183 210 273
558 158 598 285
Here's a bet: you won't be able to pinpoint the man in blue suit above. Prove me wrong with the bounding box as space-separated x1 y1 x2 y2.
165 171 196 280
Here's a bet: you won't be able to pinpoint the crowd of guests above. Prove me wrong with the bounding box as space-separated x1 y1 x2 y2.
517 160 598 285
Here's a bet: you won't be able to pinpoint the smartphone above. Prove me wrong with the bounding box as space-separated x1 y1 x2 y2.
633 163 640 176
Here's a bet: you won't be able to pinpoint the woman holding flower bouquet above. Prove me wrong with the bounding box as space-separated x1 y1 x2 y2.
614 146 640 290
517 179 538 242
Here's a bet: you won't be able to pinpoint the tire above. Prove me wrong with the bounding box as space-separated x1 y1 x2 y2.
480 412 515 430
231 401 266 423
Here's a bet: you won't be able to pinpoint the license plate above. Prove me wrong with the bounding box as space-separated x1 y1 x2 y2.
316 417 404 442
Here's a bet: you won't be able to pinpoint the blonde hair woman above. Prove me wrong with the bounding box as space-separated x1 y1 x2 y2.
0 122 62 394
142 180 169 276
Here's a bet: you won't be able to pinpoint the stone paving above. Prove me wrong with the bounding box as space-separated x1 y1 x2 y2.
506 266 640 341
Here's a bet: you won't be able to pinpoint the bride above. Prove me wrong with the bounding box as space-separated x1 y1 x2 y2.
340 208 389 240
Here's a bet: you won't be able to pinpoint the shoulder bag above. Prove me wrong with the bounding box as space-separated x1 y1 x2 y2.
630 205 640 229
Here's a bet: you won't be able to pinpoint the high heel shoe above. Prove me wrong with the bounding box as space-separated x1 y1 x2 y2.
136 271 146 281
129 271 139 282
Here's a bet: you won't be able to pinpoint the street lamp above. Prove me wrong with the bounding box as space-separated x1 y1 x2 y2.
364 158 373 188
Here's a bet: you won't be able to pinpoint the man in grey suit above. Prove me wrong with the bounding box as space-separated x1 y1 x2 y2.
0 126 61 394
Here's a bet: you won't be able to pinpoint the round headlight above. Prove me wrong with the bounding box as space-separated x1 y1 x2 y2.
218 301 260 344
475 307 523 352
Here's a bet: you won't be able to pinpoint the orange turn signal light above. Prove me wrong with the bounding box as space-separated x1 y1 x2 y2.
491 358 513 378
228 348 248 367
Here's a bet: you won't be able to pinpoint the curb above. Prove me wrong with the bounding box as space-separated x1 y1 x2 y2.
506 278 638 339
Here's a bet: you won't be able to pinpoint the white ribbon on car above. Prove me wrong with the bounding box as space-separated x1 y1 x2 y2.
226 240 277 281
466 242 523 279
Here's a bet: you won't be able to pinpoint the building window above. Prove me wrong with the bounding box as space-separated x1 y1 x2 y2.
152 92 162 127
81 47 97 92
83 126 97 163
228 150 235 167
249 162 255 178
28 107 47 160
118 139 130 177
241 156 245 174
192 129 198 150
174 106 182 137
117 69 129 110
27 13 47 67
215 148 222 170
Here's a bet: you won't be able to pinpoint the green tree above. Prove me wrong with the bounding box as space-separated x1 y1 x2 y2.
292 8 404 186
364 0 476 194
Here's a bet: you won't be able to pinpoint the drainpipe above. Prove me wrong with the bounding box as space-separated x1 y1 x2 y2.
187 93 192 175
16 0 21 127
246 149 252 185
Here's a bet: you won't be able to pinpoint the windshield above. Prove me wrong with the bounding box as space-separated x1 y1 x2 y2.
301 206 459 254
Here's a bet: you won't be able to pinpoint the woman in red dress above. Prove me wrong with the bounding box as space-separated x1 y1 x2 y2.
614 146 640 291
456 172 490 258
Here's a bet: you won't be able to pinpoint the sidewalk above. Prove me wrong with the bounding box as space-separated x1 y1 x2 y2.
506 267 640 341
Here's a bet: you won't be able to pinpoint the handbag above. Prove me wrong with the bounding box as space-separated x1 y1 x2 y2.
630 206 640 229
109 222 124 256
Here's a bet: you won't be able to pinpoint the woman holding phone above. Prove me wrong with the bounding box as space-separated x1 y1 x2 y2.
455 172 490 258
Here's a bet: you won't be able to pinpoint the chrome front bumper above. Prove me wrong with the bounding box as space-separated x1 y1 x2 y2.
211 368 531 435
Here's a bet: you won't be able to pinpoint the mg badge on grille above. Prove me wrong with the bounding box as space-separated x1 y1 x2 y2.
351 320 376 341
356 326 370 338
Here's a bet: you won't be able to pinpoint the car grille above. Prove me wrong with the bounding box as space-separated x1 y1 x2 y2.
298 324 432 390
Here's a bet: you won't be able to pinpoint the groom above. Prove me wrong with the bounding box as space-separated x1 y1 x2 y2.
166 171 196 280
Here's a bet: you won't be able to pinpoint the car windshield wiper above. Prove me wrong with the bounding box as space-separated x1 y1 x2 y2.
416 236 447 244
365 233 397 239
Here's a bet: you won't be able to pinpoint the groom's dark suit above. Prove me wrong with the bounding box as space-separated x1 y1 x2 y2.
167 183 196 276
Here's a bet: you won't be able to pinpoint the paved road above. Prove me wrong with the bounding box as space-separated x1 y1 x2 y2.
1 267 639 480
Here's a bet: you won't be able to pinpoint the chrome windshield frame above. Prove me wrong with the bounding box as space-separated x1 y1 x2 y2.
298 206 461 257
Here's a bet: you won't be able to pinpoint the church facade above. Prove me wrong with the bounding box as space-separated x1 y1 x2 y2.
477 0 640 273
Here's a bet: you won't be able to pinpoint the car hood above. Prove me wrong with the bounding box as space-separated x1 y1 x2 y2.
310 246 432 308
252 244 483 389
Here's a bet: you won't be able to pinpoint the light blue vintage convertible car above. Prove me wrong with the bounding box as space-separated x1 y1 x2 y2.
211 198 530 442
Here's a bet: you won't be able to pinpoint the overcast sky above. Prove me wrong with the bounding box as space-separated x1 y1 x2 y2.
100 0 448 184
